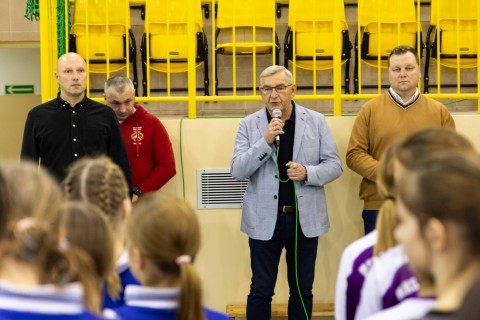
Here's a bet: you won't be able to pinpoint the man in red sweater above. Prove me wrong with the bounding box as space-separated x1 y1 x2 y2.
104 76 176 202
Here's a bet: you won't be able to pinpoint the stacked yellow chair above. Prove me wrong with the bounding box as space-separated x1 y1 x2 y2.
424 0 478 93
284 0 352 93
354 0 421 93
70 0 138 93
214 0 280 93
141 0 209 96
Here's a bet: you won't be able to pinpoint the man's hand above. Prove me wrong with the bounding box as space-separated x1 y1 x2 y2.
264 118 284 145
286 161 308 181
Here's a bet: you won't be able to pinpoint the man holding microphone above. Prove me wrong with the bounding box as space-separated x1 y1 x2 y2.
231 65 342 319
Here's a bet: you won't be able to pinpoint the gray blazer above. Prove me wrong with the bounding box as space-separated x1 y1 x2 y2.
231 103 342 240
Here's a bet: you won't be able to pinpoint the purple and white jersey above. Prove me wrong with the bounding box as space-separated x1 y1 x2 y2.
335 230 377 320
364 297 436 320
354 245 420 320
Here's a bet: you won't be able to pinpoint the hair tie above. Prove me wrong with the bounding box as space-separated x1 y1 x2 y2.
385 194 396 201
58 238 70 251
175 254 191 265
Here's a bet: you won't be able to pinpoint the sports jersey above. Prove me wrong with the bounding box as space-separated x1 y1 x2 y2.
335 230 377 320
114 285 230 320
364 296 436 320
0 280 103 320
355 245 420 320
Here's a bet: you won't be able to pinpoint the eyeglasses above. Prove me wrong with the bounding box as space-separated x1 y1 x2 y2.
260 84 293 94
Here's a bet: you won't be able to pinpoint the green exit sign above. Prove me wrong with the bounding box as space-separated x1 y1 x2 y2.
5 85 34 94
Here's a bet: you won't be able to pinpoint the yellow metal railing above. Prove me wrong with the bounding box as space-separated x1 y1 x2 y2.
40 0 480 116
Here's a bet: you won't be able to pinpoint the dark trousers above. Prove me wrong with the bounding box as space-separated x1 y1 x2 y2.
246 212 319 320
362 209 379 235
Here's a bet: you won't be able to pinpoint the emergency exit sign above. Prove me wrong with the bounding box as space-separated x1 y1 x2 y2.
5 85 34 94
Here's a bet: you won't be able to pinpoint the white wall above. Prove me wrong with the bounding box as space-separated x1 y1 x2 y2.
0 48 41 95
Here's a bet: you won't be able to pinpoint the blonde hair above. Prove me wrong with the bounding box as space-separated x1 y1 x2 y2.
59 201 120 308
0 162 100 314
126 194 204 320
1 161 63 233
374 142 399 256
63 156 129 226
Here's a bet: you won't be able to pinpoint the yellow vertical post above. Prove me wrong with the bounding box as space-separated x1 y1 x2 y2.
187 0 197 118
211 0 217 96
40 0 58 102
477 0 480 112
417 0 421 92
332 0 342 115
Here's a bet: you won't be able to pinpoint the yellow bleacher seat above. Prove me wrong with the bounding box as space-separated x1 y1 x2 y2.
284 0 352 93
354 0 422 93
214 0 280 93
424 0 478 93
70 0 138 92
141 0 209 96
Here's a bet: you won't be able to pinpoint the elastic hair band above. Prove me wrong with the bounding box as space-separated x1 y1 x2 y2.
385 194 396 201
175 254 191 265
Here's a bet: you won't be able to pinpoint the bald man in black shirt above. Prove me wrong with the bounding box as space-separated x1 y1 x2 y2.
21 52 131 187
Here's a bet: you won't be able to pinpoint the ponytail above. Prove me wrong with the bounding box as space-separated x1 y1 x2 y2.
178 262 205 320
373 198 397 256
8 219 102 314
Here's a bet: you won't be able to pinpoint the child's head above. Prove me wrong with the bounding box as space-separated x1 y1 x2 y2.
63 156 130 227
125 193 205 320
374 128 475 256
395 151 480 284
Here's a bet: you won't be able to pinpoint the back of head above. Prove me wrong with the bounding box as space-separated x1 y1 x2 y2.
399 151 480 262
59 201 116 281
63 155 129 225
126 193 204 320
59 201 119 302
397 128 475 169
0 161 63 236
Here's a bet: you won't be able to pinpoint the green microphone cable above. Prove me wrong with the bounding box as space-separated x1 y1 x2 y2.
274 146 310 320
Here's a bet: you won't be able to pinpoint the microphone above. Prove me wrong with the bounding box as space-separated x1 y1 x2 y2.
272 109 282 142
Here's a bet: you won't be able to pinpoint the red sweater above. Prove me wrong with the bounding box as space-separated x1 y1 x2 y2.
120 105 176 194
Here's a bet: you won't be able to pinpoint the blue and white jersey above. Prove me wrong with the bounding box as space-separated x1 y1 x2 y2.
102 251 140 309
364 297 436 320
114 285 230 320
335 230 377 320
0 280 104 320
354 245 420 320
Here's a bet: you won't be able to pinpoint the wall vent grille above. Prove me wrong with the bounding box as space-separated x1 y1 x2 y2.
197 168 248 209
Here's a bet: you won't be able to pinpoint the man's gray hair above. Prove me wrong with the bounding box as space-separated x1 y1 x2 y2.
104 76 135 95
259 65 293 85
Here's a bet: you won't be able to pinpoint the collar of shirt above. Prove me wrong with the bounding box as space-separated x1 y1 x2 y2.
124 285 179 309
388 87 419 107
0 281 85 314
56 93 87 109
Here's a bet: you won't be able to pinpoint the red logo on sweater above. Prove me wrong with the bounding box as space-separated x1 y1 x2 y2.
131 127 144 142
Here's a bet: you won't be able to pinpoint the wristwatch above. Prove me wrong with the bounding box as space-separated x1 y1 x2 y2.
132 186 142 197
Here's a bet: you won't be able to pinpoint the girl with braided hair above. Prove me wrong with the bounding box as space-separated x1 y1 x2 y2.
63 155 138 308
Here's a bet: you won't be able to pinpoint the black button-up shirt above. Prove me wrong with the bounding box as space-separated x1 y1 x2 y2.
21 95 132 187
